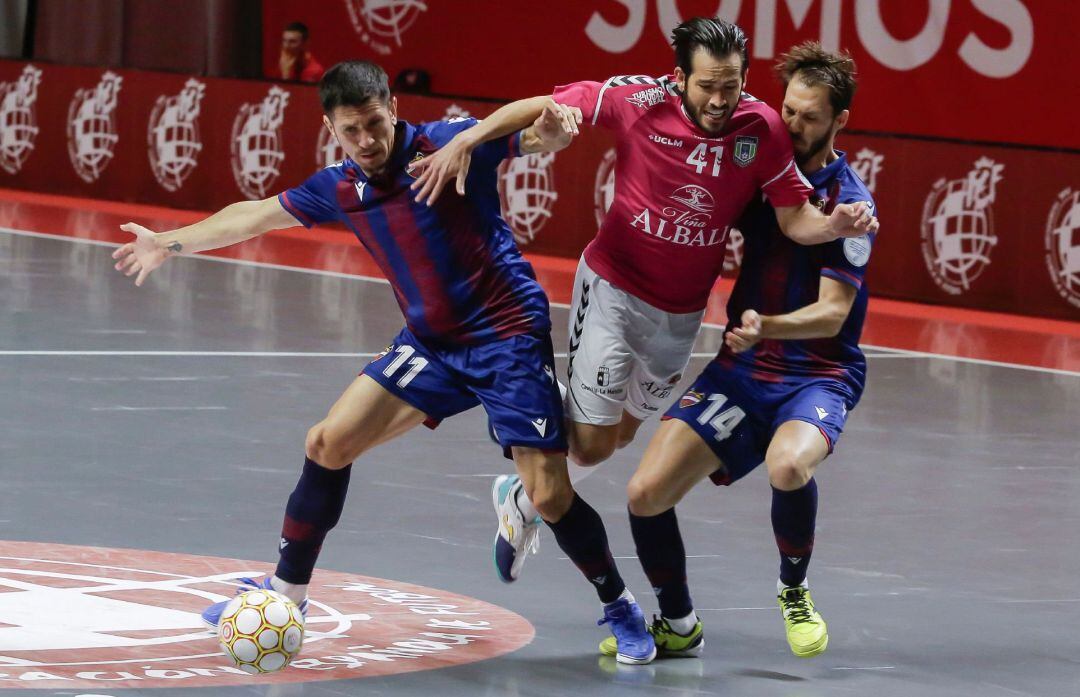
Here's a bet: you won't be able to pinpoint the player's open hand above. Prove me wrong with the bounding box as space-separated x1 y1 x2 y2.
829 201 879 238
725 309 762 353
112 222 170 287
410 133 474 206
533 99 582 151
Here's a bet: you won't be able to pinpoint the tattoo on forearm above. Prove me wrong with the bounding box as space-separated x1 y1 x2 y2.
166 241 182 253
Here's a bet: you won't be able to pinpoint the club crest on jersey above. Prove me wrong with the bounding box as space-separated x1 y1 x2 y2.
680 390 704 409
405 152 424 178
733 136 758 167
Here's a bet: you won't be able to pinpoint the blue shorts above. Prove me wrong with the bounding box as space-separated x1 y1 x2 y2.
362 326 567 458
663 362 856 486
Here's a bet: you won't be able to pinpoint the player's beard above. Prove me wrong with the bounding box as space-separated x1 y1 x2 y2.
793 130 833 169
681 95 731 134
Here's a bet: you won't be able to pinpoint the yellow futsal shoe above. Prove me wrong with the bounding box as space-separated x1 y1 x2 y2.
599 615 704 658
777 583 828 657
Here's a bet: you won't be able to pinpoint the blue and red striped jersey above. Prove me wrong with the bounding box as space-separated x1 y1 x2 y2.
279 119 551 345
717 151 876 396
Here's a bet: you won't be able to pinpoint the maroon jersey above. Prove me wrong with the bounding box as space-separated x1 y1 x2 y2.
554 75 812 313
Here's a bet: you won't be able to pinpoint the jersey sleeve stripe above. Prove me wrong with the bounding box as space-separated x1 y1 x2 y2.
278 191 315 228
821 267 863 288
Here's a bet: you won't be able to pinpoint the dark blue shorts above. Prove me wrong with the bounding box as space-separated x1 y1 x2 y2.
663 362 856 485
362 326 567 458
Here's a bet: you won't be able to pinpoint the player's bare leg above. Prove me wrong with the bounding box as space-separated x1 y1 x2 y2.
202 376 427 627
508 446 655 664
599 419 718 657
766 420 831 657
567 411 643 467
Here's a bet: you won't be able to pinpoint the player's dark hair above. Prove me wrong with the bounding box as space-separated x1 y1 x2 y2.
284 21 309 41
775 41 858 115
319 61 391 114
671 17 749 76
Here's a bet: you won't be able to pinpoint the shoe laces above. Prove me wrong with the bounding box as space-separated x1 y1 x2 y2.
779 587 814 623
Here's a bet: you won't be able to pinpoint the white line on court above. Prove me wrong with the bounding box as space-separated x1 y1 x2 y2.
3 226 1077 378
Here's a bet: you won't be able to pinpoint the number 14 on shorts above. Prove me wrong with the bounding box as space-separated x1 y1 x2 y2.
696 393 746 441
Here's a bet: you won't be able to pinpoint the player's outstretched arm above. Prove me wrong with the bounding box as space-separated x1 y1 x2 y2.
411 96 574 205
724 278 857 352
111 197 298 287
520 100 582 154
775 200 878 245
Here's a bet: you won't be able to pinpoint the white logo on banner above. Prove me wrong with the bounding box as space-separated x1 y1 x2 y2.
0 65 43 175
920 157 1004 295
147 79 206 192
850 147 884 193
443 104 471 120
1045 187 1080 308
593 147 616 228
315 127 346 170
66 71 123 183
231 86 290 200
345 0 428 55
499 152 557 245
723 227 744 274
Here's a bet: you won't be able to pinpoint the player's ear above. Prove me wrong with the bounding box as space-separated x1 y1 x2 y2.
674 66 687 93
835 109 849 132
321 114 334 134
389 96 398 124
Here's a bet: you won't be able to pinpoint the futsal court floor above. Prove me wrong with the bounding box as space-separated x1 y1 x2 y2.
1 190 1078 697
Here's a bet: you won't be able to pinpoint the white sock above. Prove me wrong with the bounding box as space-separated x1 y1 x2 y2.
664 610 699 635
777 578 809 593
270 576 308 606
604 588 635 609
514 485 540 521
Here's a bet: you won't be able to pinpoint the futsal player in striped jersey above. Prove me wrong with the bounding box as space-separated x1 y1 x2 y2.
111 60 658 663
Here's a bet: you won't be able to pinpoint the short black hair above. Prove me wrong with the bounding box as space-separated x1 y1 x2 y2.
284 22 309 41
671 17 749 76
319 61 390 115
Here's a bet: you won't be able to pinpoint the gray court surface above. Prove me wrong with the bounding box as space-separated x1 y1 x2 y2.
2 229 1078 697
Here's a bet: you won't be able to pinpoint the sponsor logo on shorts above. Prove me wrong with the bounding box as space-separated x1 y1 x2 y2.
679 390 704 409
640 380 672 400
815 406 829 420
597 365 610 387
578 382 623 397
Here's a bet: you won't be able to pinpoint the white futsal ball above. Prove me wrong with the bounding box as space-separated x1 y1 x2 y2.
217 589 305 674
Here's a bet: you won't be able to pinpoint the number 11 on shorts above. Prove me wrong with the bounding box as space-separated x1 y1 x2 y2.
382 345 429 388
696 393 746 441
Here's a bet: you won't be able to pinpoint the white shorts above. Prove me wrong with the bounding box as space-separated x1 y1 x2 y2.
564 257 704 426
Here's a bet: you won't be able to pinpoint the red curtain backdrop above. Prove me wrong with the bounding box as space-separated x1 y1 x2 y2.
261 0 1071 150
1 60 1078 320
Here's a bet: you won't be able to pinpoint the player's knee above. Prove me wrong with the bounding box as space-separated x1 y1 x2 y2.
304 422 353 470
626 474 669 517
767 454 813 490
569 440 615 467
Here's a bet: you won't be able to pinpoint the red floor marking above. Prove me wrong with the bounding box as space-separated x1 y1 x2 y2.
2 188 1077 373
0 540 533 688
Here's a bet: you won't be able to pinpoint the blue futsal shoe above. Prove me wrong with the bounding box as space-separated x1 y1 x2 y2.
598 597 657 665
201 577 309 630
492 474 541 583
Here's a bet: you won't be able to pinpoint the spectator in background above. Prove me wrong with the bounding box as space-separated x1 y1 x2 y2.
276 22 324 83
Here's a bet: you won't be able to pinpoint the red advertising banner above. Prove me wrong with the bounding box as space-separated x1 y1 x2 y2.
261 0 1072 150
0 60 1078 320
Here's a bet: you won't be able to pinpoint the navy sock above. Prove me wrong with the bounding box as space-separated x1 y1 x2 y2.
545 493 625 603
772 478 818 587
629 507 692 619
275 457 352 584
